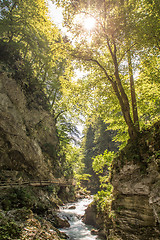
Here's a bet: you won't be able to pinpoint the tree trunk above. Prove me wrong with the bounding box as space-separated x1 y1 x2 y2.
127 50 140 131
107 41 138 139
111 80 138 139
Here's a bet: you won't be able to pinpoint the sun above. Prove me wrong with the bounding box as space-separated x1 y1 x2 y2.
73 13 96 43
83 16 96 31
74 14 96 31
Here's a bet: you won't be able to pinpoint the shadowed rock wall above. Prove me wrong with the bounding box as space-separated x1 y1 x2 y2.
0 72 59 181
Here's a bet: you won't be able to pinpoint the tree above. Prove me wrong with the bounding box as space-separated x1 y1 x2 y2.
0 0 79 146
81 116 119 190
56 0 160 141
0 0 68 88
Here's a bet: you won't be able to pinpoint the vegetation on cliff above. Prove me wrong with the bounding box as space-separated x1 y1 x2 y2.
1 0 159 182
0 0 85 182
0 1 80 239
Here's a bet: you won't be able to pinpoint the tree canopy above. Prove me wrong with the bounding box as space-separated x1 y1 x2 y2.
0 0 80 145
56 0 160 143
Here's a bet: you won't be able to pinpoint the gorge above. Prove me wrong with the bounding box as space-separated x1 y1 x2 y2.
83 122 160 240
0 49 160 240
0 0 160 239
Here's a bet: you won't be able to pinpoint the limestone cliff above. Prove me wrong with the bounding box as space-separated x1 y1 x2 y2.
110 122 160 239
0 69 59 182
84 122 160 240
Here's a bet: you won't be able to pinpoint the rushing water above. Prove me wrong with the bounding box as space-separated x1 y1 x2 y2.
58 197 102 240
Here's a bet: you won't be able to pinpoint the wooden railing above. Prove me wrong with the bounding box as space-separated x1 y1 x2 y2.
0 179 76 188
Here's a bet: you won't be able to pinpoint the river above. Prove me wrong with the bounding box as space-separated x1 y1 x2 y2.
58 197 102 240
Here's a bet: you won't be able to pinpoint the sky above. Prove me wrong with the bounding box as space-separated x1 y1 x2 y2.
47 0 63 28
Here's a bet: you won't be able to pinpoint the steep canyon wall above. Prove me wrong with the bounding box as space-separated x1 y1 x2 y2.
110 122 160 239
0 71 59 182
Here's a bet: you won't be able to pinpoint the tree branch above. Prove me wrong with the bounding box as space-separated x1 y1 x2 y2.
71 51 113 83
118 42 137 64
55 110 65 122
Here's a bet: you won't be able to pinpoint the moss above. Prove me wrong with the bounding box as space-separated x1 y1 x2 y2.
13 208 33 221
0 41 50 111
1 199 11 211
32 202 49 215
58 185 75 202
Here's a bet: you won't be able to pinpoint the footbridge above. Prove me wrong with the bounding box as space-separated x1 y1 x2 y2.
0 179 76 189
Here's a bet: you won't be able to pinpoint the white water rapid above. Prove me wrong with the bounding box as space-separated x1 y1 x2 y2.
58 197 102 240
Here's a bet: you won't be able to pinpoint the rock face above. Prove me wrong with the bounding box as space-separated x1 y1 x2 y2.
0 72 59 181
110 122 160 240
83 122 160 240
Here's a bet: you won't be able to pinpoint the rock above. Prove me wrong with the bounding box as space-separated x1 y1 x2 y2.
83 202 97 227
0 73 59 180
91 229 99 235
68 205 76 209
86 123 160 240
0 209 63 240
53 215 70 228
109 123 160 239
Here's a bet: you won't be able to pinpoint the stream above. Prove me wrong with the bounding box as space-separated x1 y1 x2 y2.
58 197 102 240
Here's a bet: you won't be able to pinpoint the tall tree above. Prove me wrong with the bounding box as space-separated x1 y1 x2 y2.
0 0 80 150
81 116 119 190
56 0 160 140
0 0 66 84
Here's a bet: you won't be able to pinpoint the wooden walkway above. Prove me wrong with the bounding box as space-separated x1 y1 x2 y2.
0 179 75 189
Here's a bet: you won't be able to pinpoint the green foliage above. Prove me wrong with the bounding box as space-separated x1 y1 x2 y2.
92 149 115 174
56 0 160 142
80 117 118 190
135 0 160 50
94 183 114 219
58 143 85 181
82 117 118 174
92 149 115 191
136 53 160 127
56 113 80 146
75 173 91 188
0 221 21 240
92 149 115 218
1 188 36 210
0 0 82 177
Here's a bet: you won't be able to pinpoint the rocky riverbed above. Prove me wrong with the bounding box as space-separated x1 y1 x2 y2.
57 196 102 240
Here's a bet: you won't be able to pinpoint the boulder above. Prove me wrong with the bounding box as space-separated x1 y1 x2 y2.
83 202 97 227
53 215 70 228
68 205 76 209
